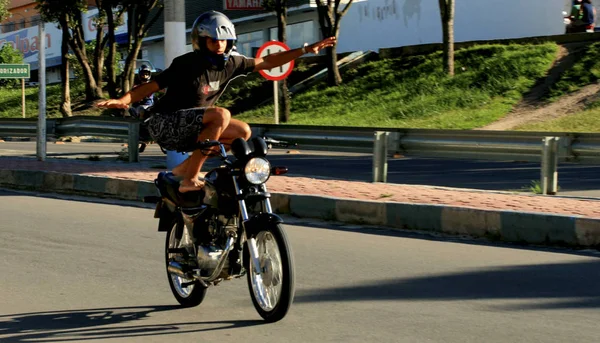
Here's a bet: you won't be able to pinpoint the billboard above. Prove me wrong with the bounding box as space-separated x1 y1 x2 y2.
0 24 62 70
83 8 129 43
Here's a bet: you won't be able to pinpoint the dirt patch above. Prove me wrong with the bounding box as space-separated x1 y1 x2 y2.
479 43 600 131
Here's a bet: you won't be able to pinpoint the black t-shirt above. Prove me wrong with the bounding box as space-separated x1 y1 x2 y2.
152 52 256 113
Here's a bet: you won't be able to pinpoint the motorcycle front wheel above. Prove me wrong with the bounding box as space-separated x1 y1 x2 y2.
245 223 295 322
165 220 207 307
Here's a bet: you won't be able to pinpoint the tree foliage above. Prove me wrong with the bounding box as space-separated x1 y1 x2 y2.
0 44 24 88
36 0 104 101
118 0 163 93
36 0 162 102
0 0 10 23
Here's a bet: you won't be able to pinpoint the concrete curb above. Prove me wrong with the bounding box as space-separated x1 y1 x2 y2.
2 169 599 248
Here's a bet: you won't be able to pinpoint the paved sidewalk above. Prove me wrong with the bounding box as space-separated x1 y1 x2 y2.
2 156 600 247
2 156 600 219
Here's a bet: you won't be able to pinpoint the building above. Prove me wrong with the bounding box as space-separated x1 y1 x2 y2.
141 0 319 70
0 0 39 33
0 0 595 83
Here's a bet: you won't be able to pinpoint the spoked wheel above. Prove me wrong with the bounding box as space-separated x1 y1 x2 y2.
246 223 295 322
165 221 207 307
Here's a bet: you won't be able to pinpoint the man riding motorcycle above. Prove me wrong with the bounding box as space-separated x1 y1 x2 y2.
97 10 336 193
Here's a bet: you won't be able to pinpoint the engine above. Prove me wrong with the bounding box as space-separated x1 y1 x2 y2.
194 214 239 278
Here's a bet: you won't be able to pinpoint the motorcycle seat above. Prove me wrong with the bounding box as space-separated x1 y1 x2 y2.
155 172 206 208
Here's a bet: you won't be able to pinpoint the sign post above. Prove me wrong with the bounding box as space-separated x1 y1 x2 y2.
37 22 46 161
256 41 294 125
0 64 30 118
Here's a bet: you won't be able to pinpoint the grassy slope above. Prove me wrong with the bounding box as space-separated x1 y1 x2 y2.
236 43 559 129
0 43 567 131
516 42 600 132
0 82 90 119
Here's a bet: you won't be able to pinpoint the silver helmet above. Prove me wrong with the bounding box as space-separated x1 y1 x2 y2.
191 11 236 64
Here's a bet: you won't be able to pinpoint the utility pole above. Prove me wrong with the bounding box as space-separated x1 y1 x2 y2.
37 21 46 161
164 0 186 67
163 0 188 169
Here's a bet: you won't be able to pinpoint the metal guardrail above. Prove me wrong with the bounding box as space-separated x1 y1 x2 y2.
0 116 140 162
2 118 600 193
252 124 600 194
252 124 600 163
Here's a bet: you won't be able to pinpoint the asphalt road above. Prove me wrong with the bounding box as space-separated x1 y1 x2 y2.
2 141 600 195
1 190 599 342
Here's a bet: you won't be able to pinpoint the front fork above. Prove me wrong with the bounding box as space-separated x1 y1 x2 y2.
234 177 273 275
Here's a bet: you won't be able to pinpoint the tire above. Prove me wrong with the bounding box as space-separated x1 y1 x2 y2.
245 223 295 322
165 220 207 307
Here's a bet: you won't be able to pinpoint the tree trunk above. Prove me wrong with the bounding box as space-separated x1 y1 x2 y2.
122 9 146 93
93 21 104 87
104 4 119 98
123 40 143 92
69 29 103 100
276 1 290 123
439 0 455 76
317 3 343 86
59 17 71 117
327 44 341 86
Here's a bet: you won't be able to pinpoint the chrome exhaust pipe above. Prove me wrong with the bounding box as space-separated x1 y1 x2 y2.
167 261 187 278
201 235 236 283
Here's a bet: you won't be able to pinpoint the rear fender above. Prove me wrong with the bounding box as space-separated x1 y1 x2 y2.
157 200 179 232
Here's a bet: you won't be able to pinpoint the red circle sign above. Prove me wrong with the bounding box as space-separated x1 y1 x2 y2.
256 41 294 81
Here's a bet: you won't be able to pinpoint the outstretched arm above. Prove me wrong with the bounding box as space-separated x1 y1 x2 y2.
253 37 337 72
96 81 160 109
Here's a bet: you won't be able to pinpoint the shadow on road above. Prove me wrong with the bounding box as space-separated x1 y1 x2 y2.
0 305 263 342
295 260 600 309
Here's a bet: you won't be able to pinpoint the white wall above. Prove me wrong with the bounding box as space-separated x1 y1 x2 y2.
338 0 568 53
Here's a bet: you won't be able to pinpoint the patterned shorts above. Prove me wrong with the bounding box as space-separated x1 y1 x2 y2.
145 108 206 152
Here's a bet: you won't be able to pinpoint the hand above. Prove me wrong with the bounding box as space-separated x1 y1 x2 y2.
96 99 129 110
307 37 337 54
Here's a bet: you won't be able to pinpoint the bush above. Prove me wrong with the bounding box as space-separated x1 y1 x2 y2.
0 44 25 88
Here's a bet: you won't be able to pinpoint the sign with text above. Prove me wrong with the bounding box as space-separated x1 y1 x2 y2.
0 25 62 70
0 64 30 78
224 0 264 10
83 8 129 42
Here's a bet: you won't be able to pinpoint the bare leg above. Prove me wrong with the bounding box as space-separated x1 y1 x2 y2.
179 107 231 193
218 118 252 148
172 158 190 177
173 117 251 178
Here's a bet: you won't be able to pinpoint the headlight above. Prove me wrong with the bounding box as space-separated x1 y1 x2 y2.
244 158 271 184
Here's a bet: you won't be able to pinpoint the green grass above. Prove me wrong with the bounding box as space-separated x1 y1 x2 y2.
0 43 560 129
0 82 87 118
237 43 559 129
548 42 600 100
516 107 600 132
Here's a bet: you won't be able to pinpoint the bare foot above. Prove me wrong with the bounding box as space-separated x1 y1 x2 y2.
179 178 205 193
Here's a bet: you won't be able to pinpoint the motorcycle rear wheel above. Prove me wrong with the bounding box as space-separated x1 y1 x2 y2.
245 223 295 322
165 221 207 307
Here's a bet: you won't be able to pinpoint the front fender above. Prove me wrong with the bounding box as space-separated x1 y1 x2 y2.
244 213 284 235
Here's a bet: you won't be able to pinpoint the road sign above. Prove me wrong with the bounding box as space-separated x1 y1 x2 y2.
0 64 30 79
256 41 294 81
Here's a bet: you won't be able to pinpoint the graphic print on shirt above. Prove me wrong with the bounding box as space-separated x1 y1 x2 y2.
201 80 221 95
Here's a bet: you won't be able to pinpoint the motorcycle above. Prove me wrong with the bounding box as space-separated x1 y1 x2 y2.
129 105 154 153
144 136 295 322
